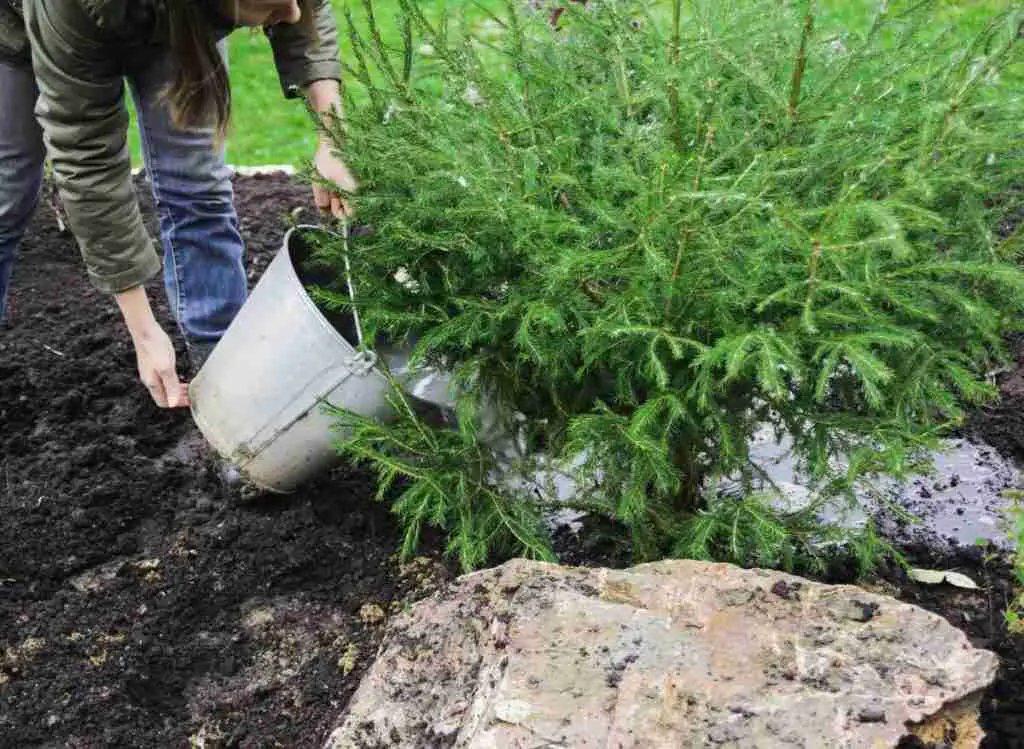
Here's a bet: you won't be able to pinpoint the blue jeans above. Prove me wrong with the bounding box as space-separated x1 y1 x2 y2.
0 49 247 350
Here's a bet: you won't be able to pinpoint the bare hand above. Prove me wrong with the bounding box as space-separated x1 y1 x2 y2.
133 322 189 408
115 286 188 408
313 137 358 220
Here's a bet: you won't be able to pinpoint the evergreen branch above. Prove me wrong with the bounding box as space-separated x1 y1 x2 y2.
360 0 402 93
788 3 815 125
400 6 413 87
669 0 683 152
342 5 386 114
709 46 789 116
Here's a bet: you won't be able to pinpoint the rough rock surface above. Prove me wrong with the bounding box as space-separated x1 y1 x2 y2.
324 559 998 749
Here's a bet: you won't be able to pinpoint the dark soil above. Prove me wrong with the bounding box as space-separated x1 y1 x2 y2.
881 543 1024 749
966 333 1024 465
0 173 452 749
968 184 1024 463
2 172 1023 748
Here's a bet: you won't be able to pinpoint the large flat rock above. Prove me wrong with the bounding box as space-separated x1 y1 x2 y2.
324 559 997 748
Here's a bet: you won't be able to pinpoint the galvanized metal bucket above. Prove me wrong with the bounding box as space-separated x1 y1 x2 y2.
188 225 396 493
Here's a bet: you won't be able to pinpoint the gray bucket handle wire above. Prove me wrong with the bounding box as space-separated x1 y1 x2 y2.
310 218 366 350
339 219 365 350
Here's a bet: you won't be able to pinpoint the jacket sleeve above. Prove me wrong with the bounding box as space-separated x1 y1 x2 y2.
266 0 342 98
22 0 161 294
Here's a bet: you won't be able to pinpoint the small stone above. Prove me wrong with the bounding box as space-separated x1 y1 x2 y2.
338 644 360 676
244 608 274 630
359 603 387 626
220 465 243 487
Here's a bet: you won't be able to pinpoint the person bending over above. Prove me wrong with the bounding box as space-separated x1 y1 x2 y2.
0 0 356 407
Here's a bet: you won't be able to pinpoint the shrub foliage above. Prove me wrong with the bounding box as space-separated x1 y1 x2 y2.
307 0 1024 571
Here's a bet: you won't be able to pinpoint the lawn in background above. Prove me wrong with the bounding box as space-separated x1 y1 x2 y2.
128 0 1016 167
127 0 495 167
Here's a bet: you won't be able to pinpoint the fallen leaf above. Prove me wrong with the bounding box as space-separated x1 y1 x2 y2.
908 568 979 589
942 571 980 590
908 568 946 584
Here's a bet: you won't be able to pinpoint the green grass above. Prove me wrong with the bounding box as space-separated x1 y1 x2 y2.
128 0 495 167
128 0 1015 167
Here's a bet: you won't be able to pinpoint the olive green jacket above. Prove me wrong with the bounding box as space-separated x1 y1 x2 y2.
0 0 341 294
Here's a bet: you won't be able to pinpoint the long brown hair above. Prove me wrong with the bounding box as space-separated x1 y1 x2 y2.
164 0 315 138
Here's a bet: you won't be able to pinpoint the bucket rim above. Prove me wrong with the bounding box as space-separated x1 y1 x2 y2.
280 223 385 377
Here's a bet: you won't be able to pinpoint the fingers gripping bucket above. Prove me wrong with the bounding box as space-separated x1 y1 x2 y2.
188 225 394 493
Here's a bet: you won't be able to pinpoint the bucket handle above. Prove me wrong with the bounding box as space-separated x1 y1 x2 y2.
339 219 366 350
311 219 366 350
234 350 375 463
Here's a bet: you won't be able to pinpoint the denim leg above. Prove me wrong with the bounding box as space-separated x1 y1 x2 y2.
0 60 45 321
127 42 247 347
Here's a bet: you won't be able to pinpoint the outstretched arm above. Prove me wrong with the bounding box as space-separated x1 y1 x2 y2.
307 78 358 218
267 0 358 218
23 0 186 407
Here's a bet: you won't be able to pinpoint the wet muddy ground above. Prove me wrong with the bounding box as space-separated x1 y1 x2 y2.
1 173 1022 748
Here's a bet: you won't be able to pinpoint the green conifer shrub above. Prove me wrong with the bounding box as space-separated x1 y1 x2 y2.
304 0 1024 572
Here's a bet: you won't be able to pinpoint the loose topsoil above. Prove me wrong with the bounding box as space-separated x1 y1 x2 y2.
0 174 454 749
1 173 1022 748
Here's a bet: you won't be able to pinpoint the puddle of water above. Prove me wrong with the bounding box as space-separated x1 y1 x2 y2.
735 426 1022 549
499 427 1023 551
375 345 1024 551
868 438 1020 549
